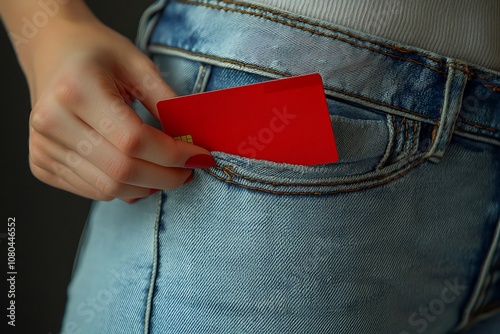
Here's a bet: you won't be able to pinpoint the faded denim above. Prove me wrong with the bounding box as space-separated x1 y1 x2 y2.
62 0 500 333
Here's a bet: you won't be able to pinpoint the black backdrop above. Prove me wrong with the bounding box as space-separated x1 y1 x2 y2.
1 1 152 332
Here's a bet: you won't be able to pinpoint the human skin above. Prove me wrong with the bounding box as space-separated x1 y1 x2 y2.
0 0 215 202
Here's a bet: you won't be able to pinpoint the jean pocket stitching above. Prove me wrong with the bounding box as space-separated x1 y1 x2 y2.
204 156 426 195
205 159 426 196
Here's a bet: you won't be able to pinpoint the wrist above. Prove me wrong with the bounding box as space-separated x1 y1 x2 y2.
2 0 99 72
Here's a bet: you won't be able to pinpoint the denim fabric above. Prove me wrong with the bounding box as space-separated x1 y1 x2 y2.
62 0 500 333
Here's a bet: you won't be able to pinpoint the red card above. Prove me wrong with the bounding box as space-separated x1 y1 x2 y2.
157 73 338 165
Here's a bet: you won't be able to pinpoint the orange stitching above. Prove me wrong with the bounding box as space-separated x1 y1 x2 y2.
484 84 500 93
448 65 470 75
151 44 442 122
178 0 445 73
394 117 407 138
325 87 439 122
469 69 499 79
410 122 420 155
151 44 289 77
391 118 406 162
459 119 500 133
474 73 493 82
395 119 411 161
210 152 424 187
221 166 234 181
386 46 415 54
149 46 498 137
431 126 438 143
204 0 445 66
179 0 500 81
203 159 425 195
204 170 323 195
470 74 500 91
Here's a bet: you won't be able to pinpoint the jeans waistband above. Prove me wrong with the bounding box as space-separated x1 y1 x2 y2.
138 0 500 156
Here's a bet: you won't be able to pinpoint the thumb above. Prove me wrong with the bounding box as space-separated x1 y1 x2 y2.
125 56 177 119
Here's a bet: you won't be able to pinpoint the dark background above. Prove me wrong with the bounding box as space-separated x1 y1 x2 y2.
1 1 152 332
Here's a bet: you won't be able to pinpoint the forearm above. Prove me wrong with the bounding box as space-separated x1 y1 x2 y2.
0 0 98 72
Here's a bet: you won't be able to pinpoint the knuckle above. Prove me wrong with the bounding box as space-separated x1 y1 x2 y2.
115 127 142 156
53 75 83 106
95 175 123 197
105 157 134 183
30 105 56 134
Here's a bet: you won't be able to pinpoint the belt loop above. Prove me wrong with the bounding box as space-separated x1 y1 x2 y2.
136 0 169 54
425 59 469 163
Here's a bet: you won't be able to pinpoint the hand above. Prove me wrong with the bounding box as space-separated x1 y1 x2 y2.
23 14 214 201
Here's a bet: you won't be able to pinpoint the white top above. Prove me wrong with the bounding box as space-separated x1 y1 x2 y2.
249 0 500 70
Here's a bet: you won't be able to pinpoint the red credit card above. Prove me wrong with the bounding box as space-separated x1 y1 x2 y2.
157 73 338 166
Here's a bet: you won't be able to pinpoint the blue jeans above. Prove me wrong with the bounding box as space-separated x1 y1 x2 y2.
62 1 500 333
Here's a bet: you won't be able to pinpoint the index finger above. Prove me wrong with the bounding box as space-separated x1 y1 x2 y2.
71 70 214 168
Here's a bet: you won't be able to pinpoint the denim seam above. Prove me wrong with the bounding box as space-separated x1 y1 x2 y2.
469 243 500 318
483 84 500 92
150 44 500 150
69 201 96 279
196 0 500 87
459 119 499 134
136 0 169 53
150 44 290 77
470 305 500 324
384 115 399 164
192 64 212 94
454 129 500 147
394 119 412 162
203 158 425 195
426 62 467 162
454 217 500 330
394 118 407 139
143 192 162 334
466 309 500 333
326 86 442 123
216 153 423 185
376 114 395 169
468 70 500 94
410 122 420 156
207 151 425 187
404 121 417 161
392 118 409 162
440 70 470 145
150 44 443 124
180 0 452 72
178 0 446 74
150 45 500 143
469 69 500 83
208 0 447 66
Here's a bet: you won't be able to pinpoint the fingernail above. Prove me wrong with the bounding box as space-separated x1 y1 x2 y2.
183 171 194 184
184 154 216 168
